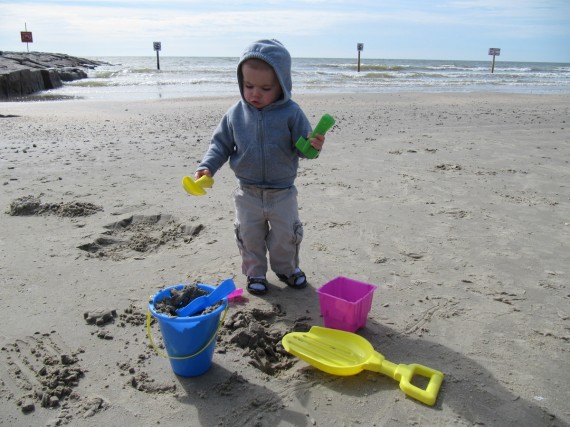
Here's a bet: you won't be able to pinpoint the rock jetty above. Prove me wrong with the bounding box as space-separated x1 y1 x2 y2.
0 51 106 99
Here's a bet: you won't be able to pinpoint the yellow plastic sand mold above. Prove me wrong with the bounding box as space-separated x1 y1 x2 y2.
281 326 444 406
182 175 214 196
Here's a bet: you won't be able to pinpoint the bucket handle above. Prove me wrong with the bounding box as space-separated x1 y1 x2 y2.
146 305 228 360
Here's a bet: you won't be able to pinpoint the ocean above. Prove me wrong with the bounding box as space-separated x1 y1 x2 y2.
39 56 570 101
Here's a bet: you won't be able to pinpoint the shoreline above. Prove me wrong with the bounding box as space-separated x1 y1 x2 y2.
2 90 569 105
3 52 569 102
5 88 570 104
1 92 569 426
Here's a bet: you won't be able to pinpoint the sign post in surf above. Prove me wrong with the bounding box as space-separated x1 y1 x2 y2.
488 48 500 73
154 42 162 70
357 43 364 72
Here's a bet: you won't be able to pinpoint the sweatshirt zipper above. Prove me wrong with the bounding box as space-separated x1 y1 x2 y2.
258 109 266 184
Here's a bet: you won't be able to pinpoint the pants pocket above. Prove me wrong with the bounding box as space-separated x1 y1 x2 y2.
293 220 304 245
234 221 244 250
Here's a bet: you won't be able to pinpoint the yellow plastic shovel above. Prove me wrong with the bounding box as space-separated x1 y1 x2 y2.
182 175 214 196
282 326 444 406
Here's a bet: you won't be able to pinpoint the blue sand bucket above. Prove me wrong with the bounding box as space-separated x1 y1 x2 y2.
147 283 228 377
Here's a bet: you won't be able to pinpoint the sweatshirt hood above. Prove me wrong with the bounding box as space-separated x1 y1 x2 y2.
237 39 292 105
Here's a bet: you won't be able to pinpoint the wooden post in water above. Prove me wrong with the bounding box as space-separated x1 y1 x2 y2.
154 42 162 70
357 43 364 72
488 47 500 73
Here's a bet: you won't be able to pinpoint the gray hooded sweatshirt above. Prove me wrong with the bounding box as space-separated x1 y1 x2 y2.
197 39 312 188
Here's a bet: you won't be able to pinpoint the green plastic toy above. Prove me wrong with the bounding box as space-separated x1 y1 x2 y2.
295 114 335 159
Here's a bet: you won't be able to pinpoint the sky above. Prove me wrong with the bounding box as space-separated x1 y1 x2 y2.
1 0 569 62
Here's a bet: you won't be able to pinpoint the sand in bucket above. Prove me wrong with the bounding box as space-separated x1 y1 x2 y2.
148 283 228 377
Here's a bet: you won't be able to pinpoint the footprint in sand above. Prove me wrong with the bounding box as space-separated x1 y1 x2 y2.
77 214 204 260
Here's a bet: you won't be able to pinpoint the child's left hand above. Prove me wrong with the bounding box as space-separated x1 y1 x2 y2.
309 133 325 151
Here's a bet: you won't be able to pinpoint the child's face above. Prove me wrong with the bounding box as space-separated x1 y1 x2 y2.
241 62 282 109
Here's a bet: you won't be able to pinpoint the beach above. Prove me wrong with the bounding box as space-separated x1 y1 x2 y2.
1 92 569 426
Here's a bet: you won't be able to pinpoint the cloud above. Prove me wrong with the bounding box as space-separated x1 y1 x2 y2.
4 3 339 38
1 0 568 60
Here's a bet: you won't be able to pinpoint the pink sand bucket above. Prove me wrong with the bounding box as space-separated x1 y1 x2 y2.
317 277 377 332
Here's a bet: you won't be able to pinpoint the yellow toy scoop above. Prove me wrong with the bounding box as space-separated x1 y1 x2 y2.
282 326 444 406
182 175 214 196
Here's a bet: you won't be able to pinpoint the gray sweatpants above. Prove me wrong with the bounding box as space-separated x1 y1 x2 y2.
233 185 303 278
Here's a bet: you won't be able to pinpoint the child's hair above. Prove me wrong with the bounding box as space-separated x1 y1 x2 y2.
242 58 274 72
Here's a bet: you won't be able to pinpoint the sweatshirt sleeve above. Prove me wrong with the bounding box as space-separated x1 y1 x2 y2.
197 114 235 175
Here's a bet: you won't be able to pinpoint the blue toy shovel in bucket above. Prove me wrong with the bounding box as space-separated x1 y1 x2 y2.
176 278 236 317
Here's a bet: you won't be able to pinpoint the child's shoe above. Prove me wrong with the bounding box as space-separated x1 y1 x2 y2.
276 268 307 289
247 276 268 295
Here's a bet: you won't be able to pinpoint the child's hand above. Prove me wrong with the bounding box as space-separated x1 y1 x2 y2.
194 169 212 180
309 133 325 151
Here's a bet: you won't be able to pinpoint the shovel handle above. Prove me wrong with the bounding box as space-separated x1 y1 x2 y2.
295 114 336 159
395 363 444 406
312 113 336 138
196 175 214 187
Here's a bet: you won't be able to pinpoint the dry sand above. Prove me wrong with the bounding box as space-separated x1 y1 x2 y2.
0 92 569 426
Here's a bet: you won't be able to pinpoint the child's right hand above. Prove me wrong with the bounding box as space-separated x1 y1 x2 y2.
194 169 212 180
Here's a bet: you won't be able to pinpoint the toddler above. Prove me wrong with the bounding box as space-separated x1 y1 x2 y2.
195 39 325 295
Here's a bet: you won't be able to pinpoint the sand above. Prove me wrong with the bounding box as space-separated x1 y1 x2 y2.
0 92 569 426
